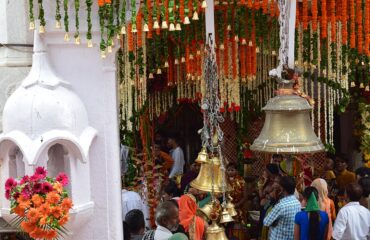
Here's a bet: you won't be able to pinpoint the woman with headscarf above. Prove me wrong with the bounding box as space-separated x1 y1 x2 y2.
311 178 336 240
178 194 206 240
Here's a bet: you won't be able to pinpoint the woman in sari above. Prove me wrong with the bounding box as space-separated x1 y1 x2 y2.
311 178 336 240
178 194 206 240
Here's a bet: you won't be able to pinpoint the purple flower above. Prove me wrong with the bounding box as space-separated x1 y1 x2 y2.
56 172 69 186
5 190 10 200
19 175 30 185
41 182 53 194
5 178 17 191
35 166 47 178
33 182 43 193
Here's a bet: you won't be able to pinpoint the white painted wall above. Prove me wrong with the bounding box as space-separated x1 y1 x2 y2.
0 1 123 239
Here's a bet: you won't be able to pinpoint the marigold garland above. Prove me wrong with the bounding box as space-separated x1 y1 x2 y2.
350 0 356 48
321 0 327 39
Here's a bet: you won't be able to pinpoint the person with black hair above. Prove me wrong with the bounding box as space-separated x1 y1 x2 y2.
333 183 370 240
124 209 146 240
355 167 370 180
167 134 185 180
263 176 301 240
162 180 181 201
294 187 329 240
335 156 356 192
359 177 370 209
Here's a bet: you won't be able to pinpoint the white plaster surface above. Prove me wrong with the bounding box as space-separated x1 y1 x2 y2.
0 1 123 239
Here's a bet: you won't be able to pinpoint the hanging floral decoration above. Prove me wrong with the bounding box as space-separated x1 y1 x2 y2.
27 0 369 153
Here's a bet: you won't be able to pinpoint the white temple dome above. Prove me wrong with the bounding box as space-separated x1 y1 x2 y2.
3 83 88 138
2 34 89 139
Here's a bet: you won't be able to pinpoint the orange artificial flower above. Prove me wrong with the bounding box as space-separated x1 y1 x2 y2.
98 0 105 7
53 182 63 194
61 198 73 211
20 221 36 233
29 227 46 239
58 215 69 226
39 216 48 226
46 191 60 205
17 195 31 208
27 208 41 224
38 203 51 215
13 205 26 217
31 194 43 207
105 0 112 4
46 230 57 239
50 206 63 218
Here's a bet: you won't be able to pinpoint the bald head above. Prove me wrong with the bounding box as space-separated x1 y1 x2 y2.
346 183 363 202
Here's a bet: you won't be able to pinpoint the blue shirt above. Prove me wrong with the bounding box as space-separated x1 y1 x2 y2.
295 210 329 240
263 195 301 240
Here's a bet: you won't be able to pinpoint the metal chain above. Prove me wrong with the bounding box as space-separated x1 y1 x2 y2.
277 0 289 76
201 39 227 203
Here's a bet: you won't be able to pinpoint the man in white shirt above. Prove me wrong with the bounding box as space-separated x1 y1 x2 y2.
333 183 370 240
142 201 179 240
122 189 150 228
167 135 185 179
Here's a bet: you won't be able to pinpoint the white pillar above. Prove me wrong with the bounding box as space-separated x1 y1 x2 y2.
0 0 33 132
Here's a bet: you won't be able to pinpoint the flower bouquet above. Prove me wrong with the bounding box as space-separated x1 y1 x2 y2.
4 167 73 239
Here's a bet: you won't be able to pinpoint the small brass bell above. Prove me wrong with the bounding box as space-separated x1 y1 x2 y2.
190 156 231 193
219 208 234 224
206 221 228 240
226 201 237 217
198 202 213 220
195 147 208 163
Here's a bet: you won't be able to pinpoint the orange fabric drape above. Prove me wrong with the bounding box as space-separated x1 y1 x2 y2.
159 151 174 171
178 195 205 240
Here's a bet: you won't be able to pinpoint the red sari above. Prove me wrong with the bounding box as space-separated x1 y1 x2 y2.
178 194 205 240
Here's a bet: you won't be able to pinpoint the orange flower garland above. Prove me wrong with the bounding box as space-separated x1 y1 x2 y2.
302 0 308 30
350 0 356 48
311 0 318 31
321 0 327 39
342 0 348 44
137 11 143 47
330 0 336 42
262 0 268 14
98 0 104 7
270 0 275 17
356 0 363 53
128 23 134 52
365 0 370 55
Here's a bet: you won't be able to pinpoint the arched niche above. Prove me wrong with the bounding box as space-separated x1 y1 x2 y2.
34 139 92 208
8 146 25 179
47 143 71 194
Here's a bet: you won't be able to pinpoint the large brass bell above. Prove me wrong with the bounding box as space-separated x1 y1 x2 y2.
191 156 230 193
195 146 208 163
219 208 234 224
226 201 237 217
250 81 324 154
206 221 228 240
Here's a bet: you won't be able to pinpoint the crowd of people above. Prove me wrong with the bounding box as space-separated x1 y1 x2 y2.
122 133 370 240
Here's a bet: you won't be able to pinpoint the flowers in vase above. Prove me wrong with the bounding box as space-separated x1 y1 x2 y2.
4 167 73 240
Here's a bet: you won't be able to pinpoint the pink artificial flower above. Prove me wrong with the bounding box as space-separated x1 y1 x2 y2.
30 174 43 182
21 186 31 199
33 182 43 193
5 189 10 200
5 178 17 190
20 175 30 185
34 166 47 178
13 192 20 200
41 182 53 194
56 172 69 186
